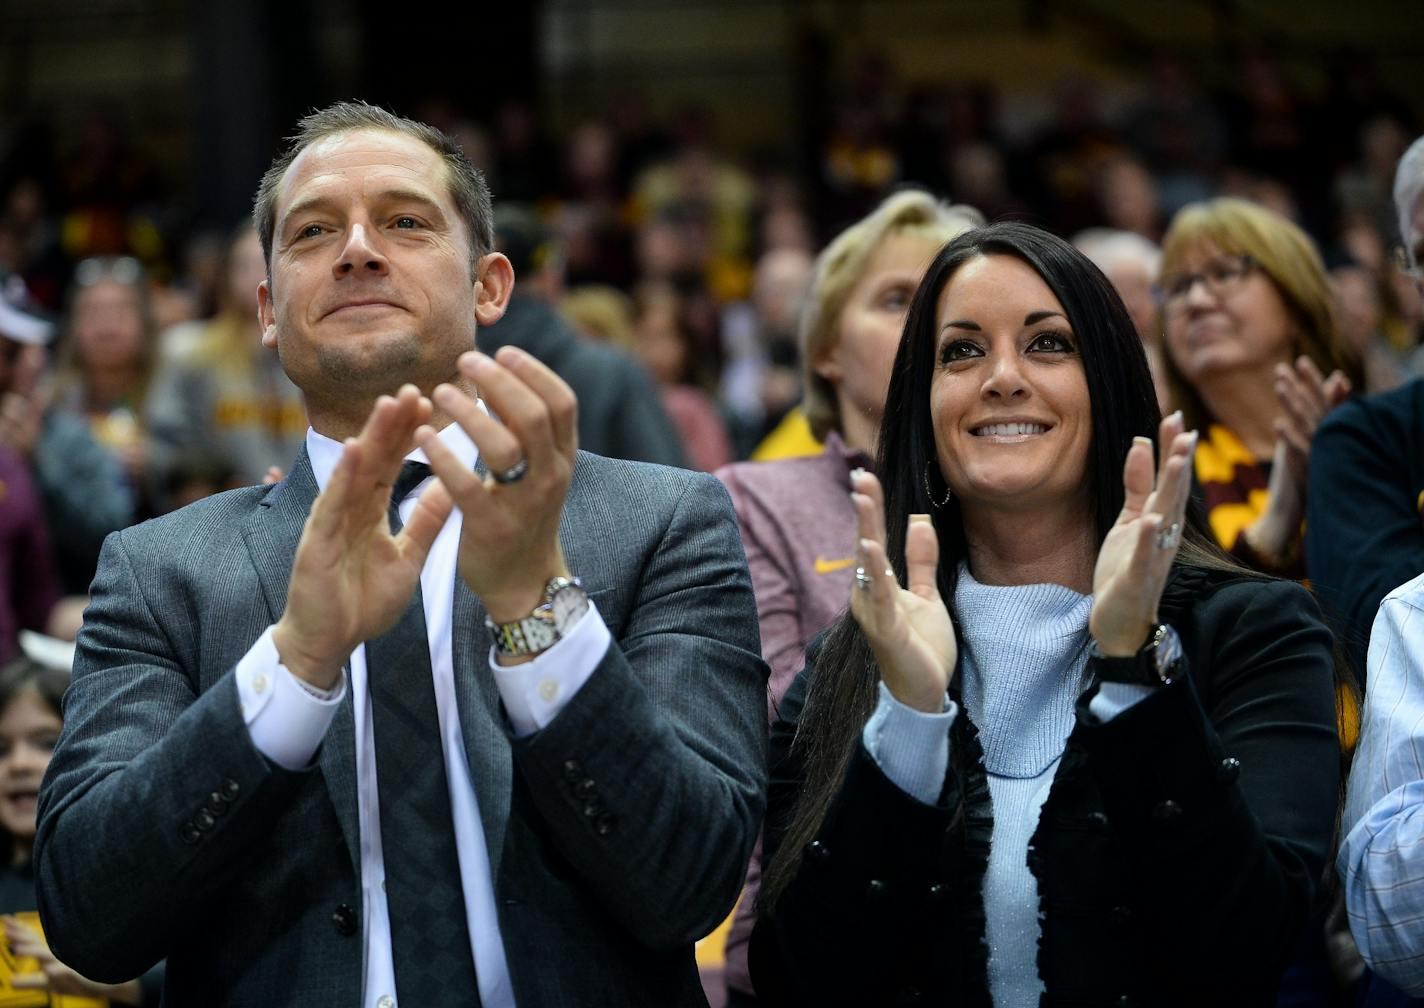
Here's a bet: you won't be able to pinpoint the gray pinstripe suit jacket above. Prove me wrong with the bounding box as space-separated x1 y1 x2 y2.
35 448 767 1007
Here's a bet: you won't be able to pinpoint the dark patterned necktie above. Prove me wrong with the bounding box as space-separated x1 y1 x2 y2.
367 460 482 1006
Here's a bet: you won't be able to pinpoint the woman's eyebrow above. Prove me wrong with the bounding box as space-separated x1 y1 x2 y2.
940 310 1067 332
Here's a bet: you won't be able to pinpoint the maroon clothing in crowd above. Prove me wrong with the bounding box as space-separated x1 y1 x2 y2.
0 445 58 663
714 431 871 999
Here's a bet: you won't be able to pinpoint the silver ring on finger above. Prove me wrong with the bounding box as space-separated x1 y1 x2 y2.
854 566 873 591
492 457 530 486
1155 520 1182 551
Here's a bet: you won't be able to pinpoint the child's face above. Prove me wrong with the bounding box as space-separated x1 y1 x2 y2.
0 690 61 842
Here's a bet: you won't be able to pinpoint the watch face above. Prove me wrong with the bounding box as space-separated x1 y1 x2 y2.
550 583 589 629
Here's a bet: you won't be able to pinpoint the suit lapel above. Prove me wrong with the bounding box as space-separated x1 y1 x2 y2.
239 449 362 880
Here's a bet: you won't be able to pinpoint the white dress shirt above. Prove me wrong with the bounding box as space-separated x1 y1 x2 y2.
1340 570 1424 994
232 422 612 1008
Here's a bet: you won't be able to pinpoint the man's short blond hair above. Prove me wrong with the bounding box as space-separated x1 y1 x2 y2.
801 190 983 442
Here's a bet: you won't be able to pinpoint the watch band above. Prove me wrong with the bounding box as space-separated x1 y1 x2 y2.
1090 624 1183 687
486 576 588 657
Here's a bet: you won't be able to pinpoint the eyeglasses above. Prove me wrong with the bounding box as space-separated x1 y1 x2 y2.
1159 254 1256 312
73 256 144 288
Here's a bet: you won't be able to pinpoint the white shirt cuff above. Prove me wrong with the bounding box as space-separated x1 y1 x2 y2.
1088 681 1157 721
237 625 347 770
862 681 956 805
490 601 611 737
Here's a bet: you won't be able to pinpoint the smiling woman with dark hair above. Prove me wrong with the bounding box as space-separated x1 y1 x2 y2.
748 222 1341 1005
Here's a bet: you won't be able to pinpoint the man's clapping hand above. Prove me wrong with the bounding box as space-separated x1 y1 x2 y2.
272 384 448 690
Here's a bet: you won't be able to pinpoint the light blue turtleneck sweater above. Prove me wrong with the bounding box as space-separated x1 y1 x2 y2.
862 566 1151 1007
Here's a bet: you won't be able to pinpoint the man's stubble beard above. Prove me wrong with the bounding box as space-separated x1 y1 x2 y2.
279 331 449 418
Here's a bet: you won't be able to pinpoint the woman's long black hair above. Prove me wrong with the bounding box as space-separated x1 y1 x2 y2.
761 221 1239 909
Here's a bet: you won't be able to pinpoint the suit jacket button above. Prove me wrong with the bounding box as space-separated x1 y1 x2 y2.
1216 756 1241 785
219 779 240 800
594 813 615 836
194 810 216 831
562 760 584 783
805 840 830 866
575 778 597 798
180 824 202 845
1087 811 1109 828
1151 799 1183 824
866 879 887 902
927 882 948 903
332 903 358 936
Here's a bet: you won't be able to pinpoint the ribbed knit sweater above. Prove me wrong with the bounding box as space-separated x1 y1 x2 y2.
866 566 1093 1007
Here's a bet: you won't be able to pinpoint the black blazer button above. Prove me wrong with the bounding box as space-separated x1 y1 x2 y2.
219 778 240 800
805 840 831 866
179 824 202 845
1087 811 1109 829
575 778 597 798
562 760 584 783
194 810 216 831
594 813 615 836
866 879 887 902
1216 756 1241 785
332 903 358 936
927 882 948 903
1151 799 1183 823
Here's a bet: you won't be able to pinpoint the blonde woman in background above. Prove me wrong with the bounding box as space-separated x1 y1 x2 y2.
714 189 981 1007
1158 198 1362 578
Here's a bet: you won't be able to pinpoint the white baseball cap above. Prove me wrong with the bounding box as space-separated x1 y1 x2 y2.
0 274 53 345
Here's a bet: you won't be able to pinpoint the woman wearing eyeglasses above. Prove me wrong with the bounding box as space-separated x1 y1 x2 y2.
1157 199 1362 578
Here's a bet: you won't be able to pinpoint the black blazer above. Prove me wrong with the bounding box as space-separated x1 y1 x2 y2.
751 566 1340 1006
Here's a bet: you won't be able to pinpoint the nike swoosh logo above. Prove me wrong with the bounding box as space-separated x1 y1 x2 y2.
814 556 856 575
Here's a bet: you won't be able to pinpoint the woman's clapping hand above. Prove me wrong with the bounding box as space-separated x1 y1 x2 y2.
1090 412 1196 656
848 469 957 713
1245 356 1350 564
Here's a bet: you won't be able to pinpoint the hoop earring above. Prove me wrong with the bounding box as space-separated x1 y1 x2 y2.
922 462 952 510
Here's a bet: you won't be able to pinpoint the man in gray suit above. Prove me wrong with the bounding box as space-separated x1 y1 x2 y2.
35 101 766 1007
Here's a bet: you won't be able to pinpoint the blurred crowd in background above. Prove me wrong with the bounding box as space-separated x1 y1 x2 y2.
0 44 1421 657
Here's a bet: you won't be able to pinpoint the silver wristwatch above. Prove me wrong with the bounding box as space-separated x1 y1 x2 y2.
1089 623 1184 687
486 576 589 657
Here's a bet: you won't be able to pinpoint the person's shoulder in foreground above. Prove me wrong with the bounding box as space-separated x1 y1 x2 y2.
1307 377 1424 675
1340 569 1424 996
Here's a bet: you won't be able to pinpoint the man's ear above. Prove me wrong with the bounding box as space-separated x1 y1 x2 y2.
257 279 278 349
473 252 515 328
